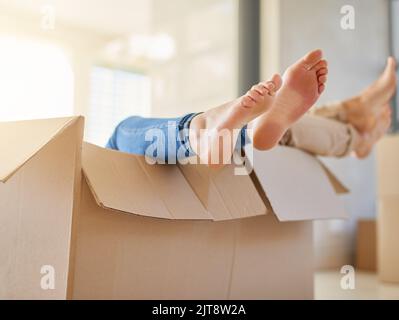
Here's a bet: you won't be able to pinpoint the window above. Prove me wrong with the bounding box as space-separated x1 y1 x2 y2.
85 66 151 146
0 36 74 121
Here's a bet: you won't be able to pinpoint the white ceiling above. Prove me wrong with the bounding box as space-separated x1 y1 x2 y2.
0 0 151 35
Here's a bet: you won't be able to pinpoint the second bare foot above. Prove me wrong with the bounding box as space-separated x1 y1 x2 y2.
344 57 397 133
355 104 392 159
252 49 328 150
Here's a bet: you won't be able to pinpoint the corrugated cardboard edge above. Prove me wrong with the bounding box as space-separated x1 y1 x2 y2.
81 170 185 221
318 160 349 194
81 143 212 221
82 147 265 221
177 158 268 221
0 117 82 184
176 161 231 221
135 157 212 220
249 171 275 216
81 171 132 217
65 117 85 300
80 152 163 219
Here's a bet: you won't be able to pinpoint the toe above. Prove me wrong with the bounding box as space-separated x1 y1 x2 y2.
386 57 397 85
317 68 328 77
387 105 393 116
387 56 396 71
260 74 282 96
248 89 263 103
242 95 256 108
260 82 273 92
312 60 328 72
382 104 392 117
261 82 276 96
318 75 328 84
302 49 323 70
270 74 283 91
255 84 267 96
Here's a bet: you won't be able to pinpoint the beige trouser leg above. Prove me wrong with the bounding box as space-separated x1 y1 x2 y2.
310 101 348 122
280 105 361 158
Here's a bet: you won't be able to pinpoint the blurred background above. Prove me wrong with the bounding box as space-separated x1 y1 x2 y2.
0 0 398 299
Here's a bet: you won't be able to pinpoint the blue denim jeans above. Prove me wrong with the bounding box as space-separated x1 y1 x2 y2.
106 113 248 163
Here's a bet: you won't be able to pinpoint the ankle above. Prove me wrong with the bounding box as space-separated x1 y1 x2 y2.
342 96 361 117
342 96 374 130
253 119 284 151
188 114 206 156
253 136 280 151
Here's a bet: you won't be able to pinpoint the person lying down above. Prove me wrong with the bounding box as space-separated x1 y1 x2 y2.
106 49 397 167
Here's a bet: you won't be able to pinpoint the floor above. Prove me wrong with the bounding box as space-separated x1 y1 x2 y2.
315 270 399 300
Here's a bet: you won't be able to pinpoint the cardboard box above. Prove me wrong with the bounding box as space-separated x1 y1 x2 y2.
0 117 84 299
0 116 348 300
376 135 399 283
355 219 377 272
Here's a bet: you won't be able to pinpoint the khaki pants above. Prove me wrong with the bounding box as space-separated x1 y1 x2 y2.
280 102 361 158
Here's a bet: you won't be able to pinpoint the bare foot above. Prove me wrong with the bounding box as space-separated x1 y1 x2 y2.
355 104 392 159
344 57 397 133
251 49 328 150
189 74 283 168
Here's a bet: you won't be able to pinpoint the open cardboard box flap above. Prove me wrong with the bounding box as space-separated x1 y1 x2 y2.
245 146 348 221
0 116 84 300
82 143 267 221
0 117 82 183
83 141 348 222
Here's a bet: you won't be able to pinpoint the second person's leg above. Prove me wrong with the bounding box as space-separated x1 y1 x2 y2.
280 107 392 159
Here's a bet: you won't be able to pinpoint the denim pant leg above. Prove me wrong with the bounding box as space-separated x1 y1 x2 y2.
106 114 198 163
106 114 250 163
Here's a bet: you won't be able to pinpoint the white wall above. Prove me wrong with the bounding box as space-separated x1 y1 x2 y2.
262 0 391 268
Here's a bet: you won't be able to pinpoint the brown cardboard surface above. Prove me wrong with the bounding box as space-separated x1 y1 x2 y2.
356 219 377 272
82 143 211 220
73 180 236 299
0 117 83 299
376 135 399 196
376 135 399 283
74 144 322 299
246 146 348 221
179 161 268 221
319 162 349 194
176 163 232 221
229 214 314 299
65 118 85 299
73 179 313 300
0 117 79 183
83 143 267 221
377 195 399 283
